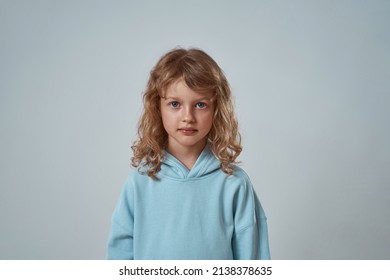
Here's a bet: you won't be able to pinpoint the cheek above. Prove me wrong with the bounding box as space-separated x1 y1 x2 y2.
202 112 214 130
160 109 176 129
160 111 169 127
160 106 169 120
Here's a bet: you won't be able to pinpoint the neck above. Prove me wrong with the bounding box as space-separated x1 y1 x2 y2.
166 142 206 170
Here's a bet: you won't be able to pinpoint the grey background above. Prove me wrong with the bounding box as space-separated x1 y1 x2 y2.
1 0 389 259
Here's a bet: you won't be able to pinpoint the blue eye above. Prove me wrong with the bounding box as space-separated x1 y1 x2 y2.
168 101 180 108
195 102 206 109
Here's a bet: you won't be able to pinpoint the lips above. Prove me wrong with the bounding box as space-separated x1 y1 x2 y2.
178 127 197 135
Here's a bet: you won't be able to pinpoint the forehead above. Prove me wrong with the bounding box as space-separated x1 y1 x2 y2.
162 79 213 100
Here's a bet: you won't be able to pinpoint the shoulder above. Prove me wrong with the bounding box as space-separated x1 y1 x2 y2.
231 165 250 179
121 168 149 192
227 165 253 187
230 166 268 220
221 165 257 204
126 166 152 181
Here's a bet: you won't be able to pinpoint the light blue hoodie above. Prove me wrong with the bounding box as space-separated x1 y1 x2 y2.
107 145 270 259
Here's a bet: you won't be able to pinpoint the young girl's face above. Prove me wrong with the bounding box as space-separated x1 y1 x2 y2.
160 79 214 153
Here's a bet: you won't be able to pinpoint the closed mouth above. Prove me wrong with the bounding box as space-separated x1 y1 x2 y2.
178 128 197 132
179 127 196 130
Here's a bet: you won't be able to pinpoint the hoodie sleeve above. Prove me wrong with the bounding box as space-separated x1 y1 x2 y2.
232 176 271 260
107 177 134 260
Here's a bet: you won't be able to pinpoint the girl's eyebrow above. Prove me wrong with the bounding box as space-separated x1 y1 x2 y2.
162 96 213 102
161 96 180 100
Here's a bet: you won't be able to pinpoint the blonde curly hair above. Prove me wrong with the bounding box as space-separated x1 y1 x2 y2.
131 48 242 179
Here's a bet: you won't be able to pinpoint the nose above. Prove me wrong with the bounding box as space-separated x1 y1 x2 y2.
182 106 195 123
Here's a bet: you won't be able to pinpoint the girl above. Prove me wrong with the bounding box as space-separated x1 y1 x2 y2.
107 48 270 260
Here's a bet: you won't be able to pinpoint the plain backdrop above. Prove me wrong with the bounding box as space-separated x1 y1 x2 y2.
1 0 389 259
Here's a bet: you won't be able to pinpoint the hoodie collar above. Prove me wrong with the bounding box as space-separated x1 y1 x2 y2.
160 145 221 180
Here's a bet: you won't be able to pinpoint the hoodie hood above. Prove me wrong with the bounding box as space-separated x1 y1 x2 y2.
159 145 221 180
